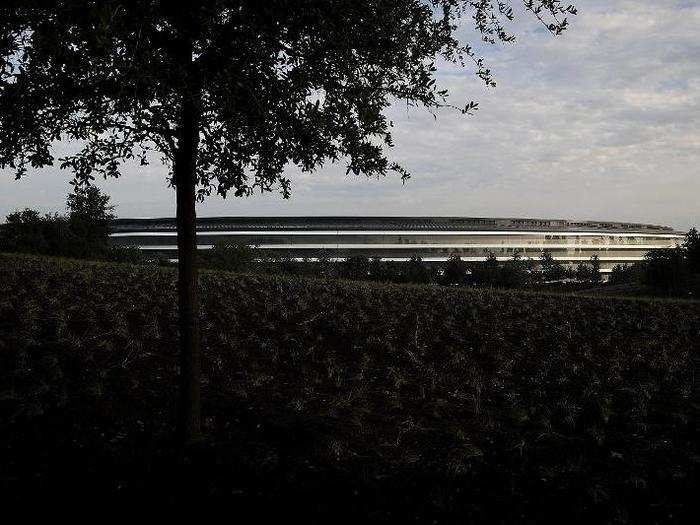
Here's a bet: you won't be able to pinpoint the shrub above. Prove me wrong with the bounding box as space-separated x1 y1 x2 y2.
199 241 257 272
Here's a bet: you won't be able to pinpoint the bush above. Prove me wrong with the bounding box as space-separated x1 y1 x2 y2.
0 185 116 261
0 209 70 255
199 241 257 272
107 244 146 264
642 247 689 295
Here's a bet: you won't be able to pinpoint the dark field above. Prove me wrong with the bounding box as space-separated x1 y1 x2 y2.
1 253 698 522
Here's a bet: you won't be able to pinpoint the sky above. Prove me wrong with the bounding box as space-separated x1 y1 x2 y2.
1 0 698 230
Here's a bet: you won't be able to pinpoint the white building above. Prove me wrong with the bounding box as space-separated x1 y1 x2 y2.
110 216 685 273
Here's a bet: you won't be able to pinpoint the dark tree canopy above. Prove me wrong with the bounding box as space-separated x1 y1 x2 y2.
0 0 576 197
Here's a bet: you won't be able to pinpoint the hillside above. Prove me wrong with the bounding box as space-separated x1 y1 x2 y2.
1 253 698 522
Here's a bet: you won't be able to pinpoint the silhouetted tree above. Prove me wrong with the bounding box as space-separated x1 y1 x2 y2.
590 255 602 283
608 263 636 285
199 241 256 272
0 209 68 255
540 250 565 281
643 247 688 295
341 256 370 281
684 228 700 274
0 186 115 259
473 252 501 287
441 253 468 286
404 255 430 284
66 184 115 258
575 261 591 282
0 1 576 441
499 252 528 288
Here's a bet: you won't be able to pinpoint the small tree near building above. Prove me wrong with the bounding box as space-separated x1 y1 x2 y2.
590 255 602 283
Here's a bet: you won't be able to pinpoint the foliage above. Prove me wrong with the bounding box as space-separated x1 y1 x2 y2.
0 187 138 262
0 208 70 255
106 243 146 264
608 263 637 286
0 1 576 195
642 247 689 295
0 252 697 520
339 255 371 281
65 184 116 258
684 228 700 274
441 252 468 286
575 261 591 282
590 254 602 283
198 241 257 272
539 250 565 281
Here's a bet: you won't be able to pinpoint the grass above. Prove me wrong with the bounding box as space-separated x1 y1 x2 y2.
1 252 698 522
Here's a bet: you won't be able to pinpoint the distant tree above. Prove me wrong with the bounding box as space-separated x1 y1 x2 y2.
590 255 602 283
472 252 501 287
442 253 468 286
575 261 591 282
107 244 146 264
341 256 370 281
65 184 115 258
0 1 576 442
540 250 565 281
608 263 636 286
499 252 528 288
0 209 68 256
199 241 256 272
404 255 430 284
684 228 700 274
538 251 561 281
643 247 688 295
0 185 115 259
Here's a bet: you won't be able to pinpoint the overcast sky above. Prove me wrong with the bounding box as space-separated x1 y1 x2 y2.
1 0 698 230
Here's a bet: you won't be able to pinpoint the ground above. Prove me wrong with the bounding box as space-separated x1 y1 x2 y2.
1 253 698 522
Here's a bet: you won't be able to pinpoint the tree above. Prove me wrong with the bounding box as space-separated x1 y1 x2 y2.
66 184 115 258
0 185 115 259
589 254 602 284
499 252 528 288
684 228 700 274
404 255 430 284
341 255 370 281
0 208 67 255
539 250 564 281
199 241 256 272
643 247 688 295
441 253 467 286
475 252 500 287
0 1 576 442
575 261 591 282
608 263 635 286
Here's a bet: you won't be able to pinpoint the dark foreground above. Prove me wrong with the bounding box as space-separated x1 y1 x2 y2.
1 254 698 522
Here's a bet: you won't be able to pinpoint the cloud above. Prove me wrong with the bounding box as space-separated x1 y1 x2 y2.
1 0 698 229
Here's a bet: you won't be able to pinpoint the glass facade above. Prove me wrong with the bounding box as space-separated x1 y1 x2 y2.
110 217 685 273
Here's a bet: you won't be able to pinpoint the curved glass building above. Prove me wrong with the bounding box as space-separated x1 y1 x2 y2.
110 216 685 273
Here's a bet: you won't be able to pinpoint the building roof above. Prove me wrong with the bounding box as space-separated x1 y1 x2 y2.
111 216 683 235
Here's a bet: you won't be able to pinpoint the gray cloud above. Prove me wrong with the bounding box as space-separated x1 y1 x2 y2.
1 0 698 229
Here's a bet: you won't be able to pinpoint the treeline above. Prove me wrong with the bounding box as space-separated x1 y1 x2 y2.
199 243 606 289
607 229 700 296
0 185 143 263
201 230 700 297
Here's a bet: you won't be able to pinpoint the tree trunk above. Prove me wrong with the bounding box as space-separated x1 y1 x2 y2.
174 87 201 443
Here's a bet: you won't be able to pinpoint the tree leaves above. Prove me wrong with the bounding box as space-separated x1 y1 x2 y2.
0 1 576 197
